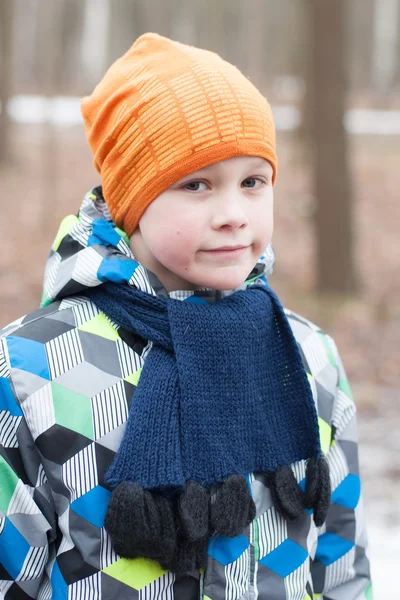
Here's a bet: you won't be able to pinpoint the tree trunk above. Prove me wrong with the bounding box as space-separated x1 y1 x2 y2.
107 0 142 65
202 0 227 56
241 0 267 86
294 0 313 165
371 0 400 99
36 0 62 229
310 0 357 293
170 0 198 45
141 0 173 39
0 0 14 163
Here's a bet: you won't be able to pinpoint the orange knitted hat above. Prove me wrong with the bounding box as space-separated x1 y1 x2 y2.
81 32 277 238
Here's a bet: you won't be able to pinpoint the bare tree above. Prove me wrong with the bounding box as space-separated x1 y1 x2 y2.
371 0 400 99
347 0 375 96
170 0 205 47
241 0 267 85
201 0 227 56
141 0 173 38
60 0 86 92
310 0 357 293
107 0 142 65
35 0 63 228
0 0 14 162
81 0 110 89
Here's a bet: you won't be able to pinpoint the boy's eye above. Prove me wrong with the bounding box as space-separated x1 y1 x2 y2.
183 178 265 192
242 177 264 188
184 181 208 192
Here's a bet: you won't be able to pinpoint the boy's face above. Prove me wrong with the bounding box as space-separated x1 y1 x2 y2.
130 155 274 291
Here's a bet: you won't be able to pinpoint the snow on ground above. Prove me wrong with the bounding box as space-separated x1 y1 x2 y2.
359 395 400 599
367 525 399 597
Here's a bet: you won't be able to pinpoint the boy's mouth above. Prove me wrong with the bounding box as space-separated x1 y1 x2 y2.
203 243 250 251
210 244 248 251
201 245 250 257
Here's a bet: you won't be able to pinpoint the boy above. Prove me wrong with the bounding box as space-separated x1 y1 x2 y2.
0 33 372 599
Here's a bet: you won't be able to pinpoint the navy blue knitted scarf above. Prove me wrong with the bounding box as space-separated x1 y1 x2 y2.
85 281 330 574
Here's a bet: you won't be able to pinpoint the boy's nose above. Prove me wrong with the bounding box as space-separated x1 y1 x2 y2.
211 195 250 230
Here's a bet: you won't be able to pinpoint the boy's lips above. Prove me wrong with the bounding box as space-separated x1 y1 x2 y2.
200 245 250 257
212 244 248 251
202 244 250 251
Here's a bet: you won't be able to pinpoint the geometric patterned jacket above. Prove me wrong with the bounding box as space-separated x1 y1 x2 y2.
0 189 372 599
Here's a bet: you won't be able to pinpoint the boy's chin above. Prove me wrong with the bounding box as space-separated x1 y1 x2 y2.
190 266 253 291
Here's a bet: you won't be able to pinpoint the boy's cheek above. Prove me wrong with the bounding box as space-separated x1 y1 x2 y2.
150 233 194 266
257 210 274 240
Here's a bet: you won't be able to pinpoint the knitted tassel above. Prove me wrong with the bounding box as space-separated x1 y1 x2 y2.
105 465 330 574
166 536 209 575
267 465 305 521
305 456 331 526
210 475 256 537
105 481 211 574
178 481 209 542
304 457 319 507
267 458 331 526
104 482 177 564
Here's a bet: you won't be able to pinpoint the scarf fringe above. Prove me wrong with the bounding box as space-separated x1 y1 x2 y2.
104 461 330 574
210 474 256 537
267 465 305 521
267 456 331 527
304 455 331 526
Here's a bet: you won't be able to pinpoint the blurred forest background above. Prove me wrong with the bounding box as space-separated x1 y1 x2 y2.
0 0 399 594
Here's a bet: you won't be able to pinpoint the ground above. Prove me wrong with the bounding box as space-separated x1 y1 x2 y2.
0 123 399 596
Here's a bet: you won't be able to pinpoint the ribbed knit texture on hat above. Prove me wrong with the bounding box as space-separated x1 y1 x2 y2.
81 32 278 237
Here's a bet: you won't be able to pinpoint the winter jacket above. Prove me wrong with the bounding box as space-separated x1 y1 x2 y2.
0 189 372 599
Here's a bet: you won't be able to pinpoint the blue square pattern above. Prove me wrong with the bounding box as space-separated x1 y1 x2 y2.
184 296 209 304
88 219 123 249
0 377 23 416
331 473 361 510
97 257 139 284
208 534 249 566
259 538 308 578
51 560 68 600
70 485 111 528
315 531 354 567
0 518 30 579
6 336 50 381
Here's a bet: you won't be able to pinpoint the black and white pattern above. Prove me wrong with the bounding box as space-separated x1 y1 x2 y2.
100 529 118 571
0 411 21 448
284 558 310 600
62 443 98 502
43 253 62 300
324 547 356 593
7 480 39 516
258 506 288 560
72 247 104 288
116 337 144 379
225 549 250 600
17 545 48 582
46 329 84 380
68 572 101 600
23 384 56 440
91 381 129 440
139 572 175 600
